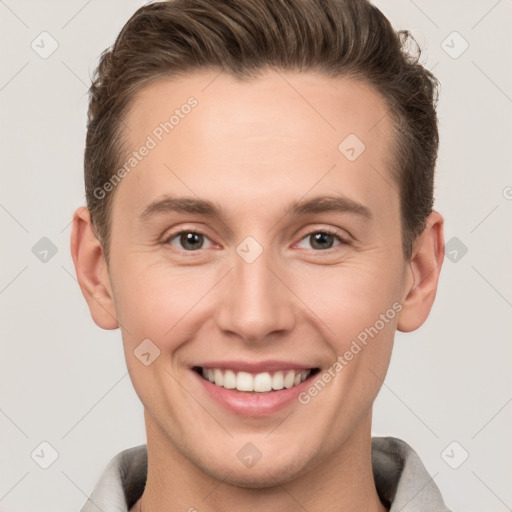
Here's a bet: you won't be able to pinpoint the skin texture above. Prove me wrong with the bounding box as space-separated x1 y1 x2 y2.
71 69 444 512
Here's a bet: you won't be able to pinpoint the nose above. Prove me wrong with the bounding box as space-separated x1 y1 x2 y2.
214 245 297 344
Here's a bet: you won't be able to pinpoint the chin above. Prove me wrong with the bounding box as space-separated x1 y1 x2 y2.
216 467 299 490
200 452 313 490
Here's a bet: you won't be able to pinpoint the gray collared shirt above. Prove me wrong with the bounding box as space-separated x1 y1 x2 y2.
81 436 452 511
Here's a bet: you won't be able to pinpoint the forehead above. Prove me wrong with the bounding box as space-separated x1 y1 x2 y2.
114 69 399 226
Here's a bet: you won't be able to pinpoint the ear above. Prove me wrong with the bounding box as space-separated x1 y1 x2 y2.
70 207 119 330
397 210 445 332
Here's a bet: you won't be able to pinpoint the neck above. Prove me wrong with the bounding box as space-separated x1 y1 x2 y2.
134 409 387 512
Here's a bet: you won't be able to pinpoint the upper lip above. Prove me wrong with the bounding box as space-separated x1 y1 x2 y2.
193 360 316 373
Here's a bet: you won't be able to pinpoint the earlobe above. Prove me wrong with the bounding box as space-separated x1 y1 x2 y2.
70 207 119 330
397 211 445 333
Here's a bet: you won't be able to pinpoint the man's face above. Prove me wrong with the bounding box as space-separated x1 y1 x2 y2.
103 70 409 485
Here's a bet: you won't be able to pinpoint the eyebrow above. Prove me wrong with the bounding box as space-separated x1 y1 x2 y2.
138 194 372 223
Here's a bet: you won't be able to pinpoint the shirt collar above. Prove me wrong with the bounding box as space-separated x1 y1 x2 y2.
81 436 451 512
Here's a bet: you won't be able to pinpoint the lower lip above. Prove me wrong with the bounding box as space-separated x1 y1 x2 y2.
193 370 313 416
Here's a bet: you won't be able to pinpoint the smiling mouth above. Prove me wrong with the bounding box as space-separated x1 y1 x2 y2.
193 366 320 393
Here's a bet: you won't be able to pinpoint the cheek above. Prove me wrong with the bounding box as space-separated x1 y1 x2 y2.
113 263 213 342
292 258 402 339
289 260 401 398
295 271 399 433
114 265 204 414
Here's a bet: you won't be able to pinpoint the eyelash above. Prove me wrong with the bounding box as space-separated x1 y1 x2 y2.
162 228 350 254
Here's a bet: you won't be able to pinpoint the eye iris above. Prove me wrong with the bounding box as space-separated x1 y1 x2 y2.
311 232 334 250
181 232 203 250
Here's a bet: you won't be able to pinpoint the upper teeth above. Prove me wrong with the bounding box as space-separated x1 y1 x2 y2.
201 368 311 392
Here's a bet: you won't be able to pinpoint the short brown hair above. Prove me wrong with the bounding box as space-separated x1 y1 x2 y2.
84 0 439 263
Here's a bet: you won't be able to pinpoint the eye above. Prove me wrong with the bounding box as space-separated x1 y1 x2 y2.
296 229 348 251
164 230 213 251
162 228 349 253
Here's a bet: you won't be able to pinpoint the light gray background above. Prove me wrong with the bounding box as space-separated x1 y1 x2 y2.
1 1 511 511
